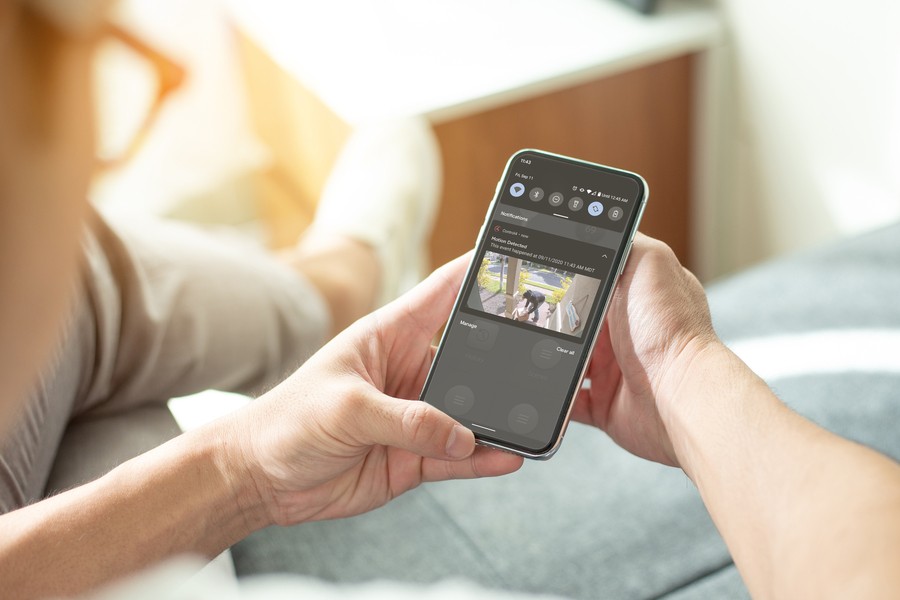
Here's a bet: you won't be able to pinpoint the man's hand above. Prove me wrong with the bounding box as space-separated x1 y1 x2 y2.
234 255 523 526
571 233 900 599
571 234 718 467
0 255 519 599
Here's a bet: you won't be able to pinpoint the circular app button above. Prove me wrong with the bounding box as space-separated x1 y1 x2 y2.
444 385 475 416
548 192 564 207
510 182 525 197
508 403 539 435
587 201 604 217
531 339 562 369
466 319 499 351
568 196 584 211
528 187 544 202
608 206 624 221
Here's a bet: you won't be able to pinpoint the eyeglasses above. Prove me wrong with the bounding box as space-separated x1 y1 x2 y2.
93 23 185 170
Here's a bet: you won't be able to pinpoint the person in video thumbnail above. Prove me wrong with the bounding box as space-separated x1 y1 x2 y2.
522 289 546 323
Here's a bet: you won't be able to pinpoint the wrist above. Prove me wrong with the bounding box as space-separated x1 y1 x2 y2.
655 337 755 478
206 416 273 536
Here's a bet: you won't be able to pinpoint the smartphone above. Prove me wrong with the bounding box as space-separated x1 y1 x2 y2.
420 149 648 459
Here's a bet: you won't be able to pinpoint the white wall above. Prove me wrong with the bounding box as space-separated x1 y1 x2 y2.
714 0 900 273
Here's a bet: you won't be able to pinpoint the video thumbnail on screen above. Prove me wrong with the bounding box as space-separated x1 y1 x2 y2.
466 251 602 338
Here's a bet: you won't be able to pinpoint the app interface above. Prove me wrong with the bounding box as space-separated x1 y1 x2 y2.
422 152 644 453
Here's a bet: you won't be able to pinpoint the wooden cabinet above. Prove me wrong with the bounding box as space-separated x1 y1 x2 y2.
430 55 693 267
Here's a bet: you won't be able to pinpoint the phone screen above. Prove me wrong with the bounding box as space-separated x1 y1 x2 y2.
420 150 647 457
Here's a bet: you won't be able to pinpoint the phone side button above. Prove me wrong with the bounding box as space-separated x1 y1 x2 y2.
618 243 633 277
481 199 495 229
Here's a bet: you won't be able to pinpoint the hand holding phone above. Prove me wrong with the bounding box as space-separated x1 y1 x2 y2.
420 149 648 459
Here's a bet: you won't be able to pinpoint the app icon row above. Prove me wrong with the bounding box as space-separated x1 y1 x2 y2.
510 183 623 221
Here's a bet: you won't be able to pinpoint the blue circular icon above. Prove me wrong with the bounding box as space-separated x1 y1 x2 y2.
510 182 525 197
588 201 604 217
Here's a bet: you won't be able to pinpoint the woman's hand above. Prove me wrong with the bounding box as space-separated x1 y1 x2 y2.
233 255 523 526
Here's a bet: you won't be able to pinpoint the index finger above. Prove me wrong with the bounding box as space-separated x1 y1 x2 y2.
379 251 473 341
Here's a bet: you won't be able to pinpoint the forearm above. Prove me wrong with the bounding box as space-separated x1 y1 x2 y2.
0 419 268 599
665 343 900 599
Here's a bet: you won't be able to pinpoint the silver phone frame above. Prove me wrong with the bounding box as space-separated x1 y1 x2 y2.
421 148 649 460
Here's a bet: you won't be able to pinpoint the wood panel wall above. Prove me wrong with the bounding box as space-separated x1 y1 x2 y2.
431 55 694 268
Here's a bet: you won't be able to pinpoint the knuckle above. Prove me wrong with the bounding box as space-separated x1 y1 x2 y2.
400 402 437 441
330 385 368 430
651 239 678 264
338 386 366 414
639 235 673 259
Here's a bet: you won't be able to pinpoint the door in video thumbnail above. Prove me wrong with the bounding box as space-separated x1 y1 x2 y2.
465 251 602 339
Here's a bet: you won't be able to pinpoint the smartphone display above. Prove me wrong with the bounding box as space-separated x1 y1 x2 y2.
420 149 648 459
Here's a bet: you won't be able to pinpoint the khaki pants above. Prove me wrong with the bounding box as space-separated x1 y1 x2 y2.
0 213 329 512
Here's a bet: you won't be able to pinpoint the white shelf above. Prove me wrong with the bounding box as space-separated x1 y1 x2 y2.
228 0 722 125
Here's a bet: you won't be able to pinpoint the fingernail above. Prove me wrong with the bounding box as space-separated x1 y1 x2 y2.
445 425 472 459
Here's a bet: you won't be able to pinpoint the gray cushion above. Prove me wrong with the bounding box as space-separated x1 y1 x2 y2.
233 426 727 599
